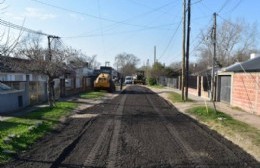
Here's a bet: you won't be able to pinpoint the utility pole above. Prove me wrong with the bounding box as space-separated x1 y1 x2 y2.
47 35 60 107
47 35 60 61
181 0 186 101
211 13 217 101
154 45 156 65
105 61 110 67
185 0 191 101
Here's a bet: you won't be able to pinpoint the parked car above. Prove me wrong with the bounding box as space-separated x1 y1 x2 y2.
124 76 133 84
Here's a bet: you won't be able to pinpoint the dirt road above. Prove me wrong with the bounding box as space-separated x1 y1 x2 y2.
2 85 260 168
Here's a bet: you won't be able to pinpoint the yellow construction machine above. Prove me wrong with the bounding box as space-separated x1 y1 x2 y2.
94 73 115 92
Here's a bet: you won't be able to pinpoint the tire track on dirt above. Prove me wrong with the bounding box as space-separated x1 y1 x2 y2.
83 119 113 167
82 94 126 168
49 118 95 168
145 94 203 166
107 94 126 168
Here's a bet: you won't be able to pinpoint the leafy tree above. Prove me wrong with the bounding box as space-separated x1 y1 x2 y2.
147 62 165 85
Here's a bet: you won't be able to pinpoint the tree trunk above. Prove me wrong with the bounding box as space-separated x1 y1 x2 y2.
48 78 55 107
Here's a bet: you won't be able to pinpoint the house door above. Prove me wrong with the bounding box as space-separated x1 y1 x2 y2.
219 75 231 103
18 95 23 107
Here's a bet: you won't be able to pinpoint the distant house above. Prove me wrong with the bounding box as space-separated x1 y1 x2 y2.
217 55 260 115
62 61 93 93
0 56 48 113
0 55 97 113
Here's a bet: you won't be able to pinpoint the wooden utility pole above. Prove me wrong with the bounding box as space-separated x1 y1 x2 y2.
47 35 60 107
181 0 186 101
185 0 191 100
47 35 60 61
211 13 217 101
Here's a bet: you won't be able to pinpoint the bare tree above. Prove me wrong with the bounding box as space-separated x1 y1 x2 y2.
14 33 69 107
0 1 24 56
65 48 100 69
114 52 140 76
233 21 258 62
196 19 258 69
86 55 100 69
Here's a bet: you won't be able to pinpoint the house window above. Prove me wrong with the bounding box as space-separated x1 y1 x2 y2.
15 74 24 81
0 74 7 81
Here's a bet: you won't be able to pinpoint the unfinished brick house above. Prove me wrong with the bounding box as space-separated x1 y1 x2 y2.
218 55 260 115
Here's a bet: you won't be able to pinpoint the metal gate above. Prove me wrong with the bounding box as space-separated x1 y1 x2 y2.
218 75 231 103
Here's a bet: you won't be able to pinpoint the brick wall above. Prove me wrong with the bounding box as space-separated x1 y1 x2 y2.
200 76 210 99
231 73 260 115
188 88 198 96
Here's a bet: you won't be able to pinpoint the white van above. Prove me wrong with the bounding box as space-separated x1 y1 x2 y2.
124 76 133 84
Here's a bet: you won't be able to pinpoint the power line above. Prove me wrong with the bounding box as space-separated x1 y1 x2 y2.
97 0 106 60
224 0 244 14
0 18 58 38
191 0 203 5
189 18 213 55
158 20 182 61
0 18 49 36
62 22 180 39
217 0 230 13
70 1 177 38
30 0 175 29
30 0 119 23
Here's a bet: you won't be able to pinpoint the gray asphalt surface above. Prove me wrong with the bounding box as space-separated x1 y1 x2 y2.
2 85 260 168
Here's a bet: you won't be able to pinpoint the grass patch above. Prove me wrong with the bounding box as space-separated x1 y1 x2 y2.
187 106 260 139
187 106 260 158
167 92 193 103
0 102 76 164
80 91 106 99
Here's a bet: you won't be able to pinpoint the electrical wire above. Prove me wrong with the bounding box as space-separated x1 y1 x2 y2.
190 18 214 56
97 0 106 59
30 0 175 30
0 18 51 36
62 22 179 39
191 0 203 5
61 1 177 39
224 0 244 14
217 0 230 13
158 19 182 61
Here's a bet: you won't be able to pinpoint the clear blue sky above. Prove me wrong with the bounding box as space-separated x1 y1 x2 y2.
1 0 259 68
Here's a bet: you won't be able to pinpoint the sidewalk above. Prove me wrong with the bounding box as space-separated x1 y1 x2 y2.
150 87 260 130
0 104 49 121
0 92 120 122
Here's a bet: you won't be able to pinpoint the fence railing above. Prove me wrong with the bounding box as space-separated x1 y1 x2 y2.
158 76 210 99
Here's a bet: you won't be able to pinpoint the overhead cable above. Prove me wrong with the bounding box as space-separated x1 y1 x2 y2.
158 19 182 61
31 0 175 30
0 18 58 38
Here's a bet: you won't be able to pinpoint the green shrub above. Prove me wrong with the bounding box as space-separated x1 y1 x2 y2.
147 77 157 85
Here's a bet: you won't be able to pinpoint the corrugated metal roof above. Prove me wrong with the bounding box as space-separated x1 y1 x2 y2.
223 56 260 72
